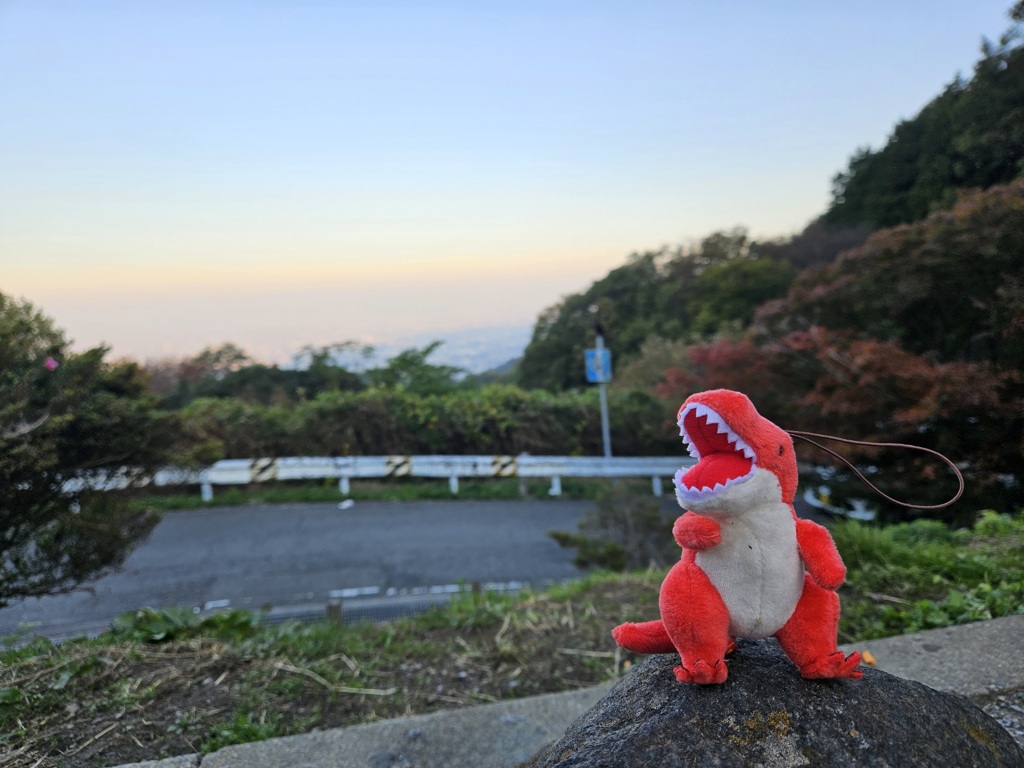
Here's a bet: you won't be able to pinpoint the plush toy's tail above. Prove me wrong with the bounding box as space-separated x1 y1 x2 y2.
612 620 676 654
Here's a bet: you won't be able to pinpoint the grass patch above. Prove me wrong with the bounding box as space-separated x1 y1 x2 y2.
141 476 615 511
1 571 660 767
835 510 1024 641
3 511 1021 766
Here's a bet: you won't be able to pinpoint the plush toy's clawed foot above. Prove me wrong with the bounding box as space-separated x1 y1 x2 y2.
799 651 864 680
726 639 738 655
674 659 728 685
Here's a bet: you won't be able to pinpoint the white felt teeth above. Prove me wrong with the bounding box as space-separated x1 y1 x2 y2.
674 466 757 503
677 403 757 462
726 431 757 460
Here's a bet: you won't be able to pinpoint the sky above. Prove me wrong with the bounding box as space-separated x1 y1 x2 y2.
0 1 1017 368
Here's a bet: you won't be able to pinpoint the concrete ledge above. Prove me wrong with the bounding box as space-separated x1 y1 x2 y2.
840 613 1024 700
113 757 199 768
203 683 612 768
111 684 612 768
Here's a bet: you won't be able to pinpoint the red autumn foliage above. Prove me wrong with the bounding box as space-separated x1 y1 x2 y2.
656 339 794 424
656 326 1021 519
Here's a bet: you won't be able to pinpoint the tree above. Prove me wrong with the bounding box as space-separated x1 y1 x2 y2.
146 342 369 408
779 329 1019 520
290 342 370 398
0 293 171 606
825 11 1024 229
751 179 1024 517
364 341 462 396
655 339 795 423
517 233 796 392
516 292 601 392
145 343 253 408
760 180 1024 368
613 336 692 390
753 218 872 270
180 342 252 382
688 257 795 335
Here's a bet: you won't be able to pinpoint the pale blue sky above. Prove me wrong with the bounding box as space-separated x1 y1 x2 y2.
0 1 1015 363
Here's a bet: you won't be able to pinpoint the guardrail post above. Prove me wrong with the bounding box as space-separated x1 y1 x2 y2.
326 600 343 626
339 476 350 495
652 476 664 497
201 482 213 502
548 476 562 497
449 474 459 494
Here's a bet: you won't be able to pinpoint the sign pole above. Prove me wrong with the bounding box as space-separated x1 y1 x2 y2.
595 334 612 459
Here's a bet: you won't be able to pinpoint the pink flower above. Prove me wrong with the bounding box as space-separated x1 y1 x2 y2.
44 357 59 371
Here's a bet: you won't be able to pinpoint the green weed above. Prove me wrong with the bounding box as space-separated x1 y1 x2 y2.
202 711 284 752
112 607 262 643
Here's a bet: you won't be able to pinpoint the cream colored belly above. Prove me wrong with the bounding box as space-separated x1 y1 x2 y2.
695 502 805 639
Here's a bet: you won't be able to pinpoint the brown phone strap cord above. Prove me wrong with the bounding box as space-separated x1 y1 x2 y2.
786 430 965 511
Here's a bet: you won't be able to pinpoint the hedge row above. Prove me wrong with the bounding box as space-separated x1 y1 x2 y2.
172 384 685 464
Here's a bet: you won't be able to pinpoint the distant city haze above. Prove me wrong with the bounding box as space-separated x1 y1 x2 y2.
0 1 1014 366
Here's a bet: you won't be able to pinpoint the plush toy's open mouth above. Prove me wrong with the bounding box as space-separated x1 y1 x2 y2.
675 402 757 501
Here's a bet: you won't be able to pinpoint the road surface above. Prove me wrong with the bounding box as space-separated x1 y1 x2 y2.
0 499 601 641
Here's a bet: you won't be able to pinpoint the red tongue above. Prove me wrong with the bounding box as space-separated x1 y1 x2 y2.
682 452 752 490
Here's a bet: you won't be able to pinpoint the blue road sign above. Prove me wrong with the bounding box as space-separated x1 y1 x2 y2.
585 348 612 383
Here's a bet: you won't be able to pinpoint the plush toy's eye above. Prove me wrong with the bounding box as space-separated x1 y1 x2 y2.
778 445 784 456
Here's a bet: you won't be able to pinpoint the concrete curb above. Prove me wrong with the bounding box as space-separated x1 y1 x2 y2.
112 615 1024 768
839 613 1024 701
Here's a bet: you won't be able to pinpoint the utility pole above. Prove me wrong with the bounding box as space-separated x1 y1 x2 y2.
596 333 612 458
585 323 613 458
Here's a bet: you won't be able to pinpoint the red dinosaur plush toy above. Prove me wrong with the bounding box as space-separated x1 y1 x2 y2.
612 389 862 684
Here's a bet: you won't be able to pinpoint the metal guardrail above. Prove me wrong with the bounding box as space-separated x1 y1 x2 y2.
196 455 693 501
70 455 694 501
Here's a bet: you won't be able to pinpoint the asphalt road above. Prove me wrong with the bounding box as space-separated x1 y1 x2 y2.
0 499 603 641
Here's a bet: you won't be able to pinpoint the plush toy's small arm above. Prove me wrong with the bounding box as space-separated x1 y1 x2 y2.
795 518 847 591
672 511 721 550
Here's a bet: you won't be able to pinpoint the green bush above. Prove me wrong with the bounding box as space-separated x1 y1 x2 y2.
836 511 1024 640
548 483 677 571
974 510 1024 537
1 293 171 606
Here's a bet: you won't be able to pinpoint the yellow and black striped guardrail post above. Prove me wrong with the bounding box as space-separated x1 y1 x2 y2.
491 455 518 477
385 456 412 477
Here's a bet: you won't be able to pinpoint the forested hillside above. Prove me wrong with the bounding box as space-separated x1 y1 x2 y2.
514 5 1024 518
826 3 1024 229
520 6 1024 392
516 225 869 392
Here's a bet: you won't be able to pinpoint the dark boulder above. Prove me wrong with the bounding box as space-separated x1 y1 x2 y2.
525 639 1024 767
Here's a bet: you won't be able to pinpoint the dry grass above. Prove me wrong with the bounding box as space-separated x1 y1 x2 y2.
0 571 662 767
